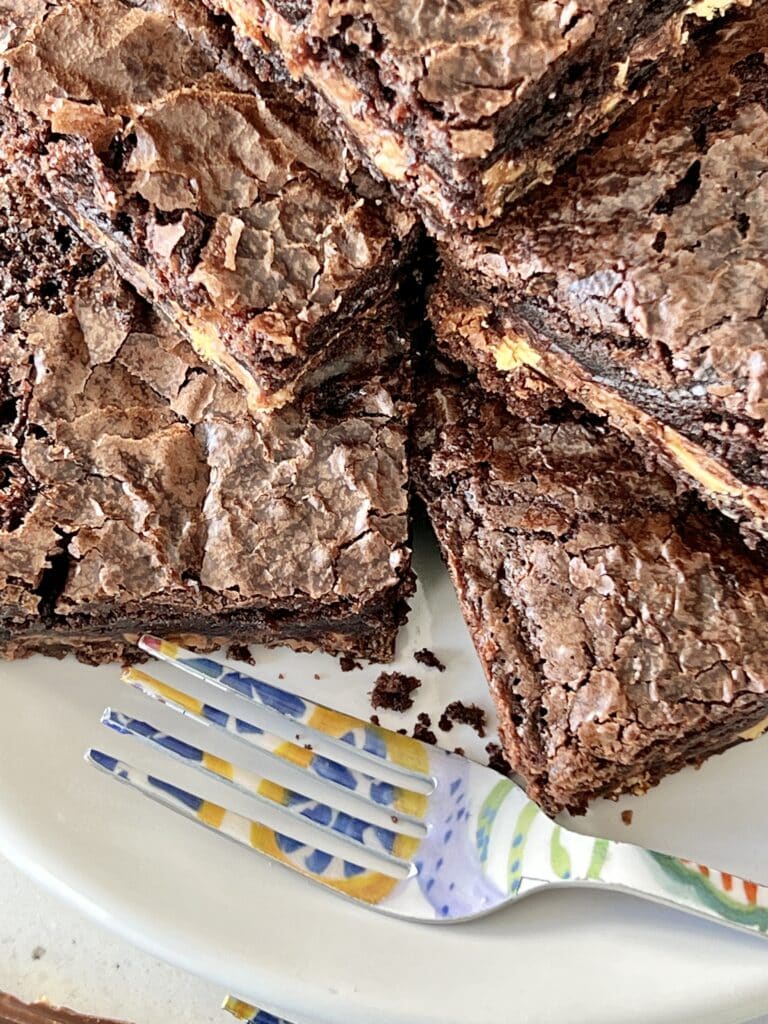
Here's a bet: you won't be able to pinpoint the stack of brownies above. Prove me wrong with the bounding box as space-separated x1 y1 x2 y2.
1 0 768 816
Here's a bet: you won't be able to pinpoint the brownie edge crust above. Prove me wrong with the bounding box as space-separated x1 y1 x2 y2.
0 181 413 665
413 354 768 816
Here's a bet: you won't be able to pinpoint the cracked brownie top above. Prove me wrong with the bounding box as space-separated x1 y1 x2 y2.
0 179 411 654
0 0 416 410
209 0 753 228
413 356 768 814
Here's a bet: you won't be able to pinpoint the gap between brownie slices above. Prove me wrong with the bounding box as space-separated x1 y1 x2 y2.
207 0 755 231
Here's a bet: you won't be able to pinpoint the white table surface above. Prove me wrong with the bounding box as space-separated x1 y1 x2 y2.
0 854 224 1023
3 851 768 1024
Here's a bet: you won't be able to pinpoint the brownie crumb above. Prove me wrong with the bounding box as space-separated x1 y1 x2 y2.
438 701 487 737
414 648 446 672
413 721 437 745
453 747 465 757
485 742 512 776
370 714 381 726
340 653 363 672
227 642 255 666
621 809 634 826
370 671 421 712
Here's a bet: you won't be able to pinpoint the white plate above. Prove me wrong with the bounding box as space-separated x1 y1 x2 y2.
2 531 768 1024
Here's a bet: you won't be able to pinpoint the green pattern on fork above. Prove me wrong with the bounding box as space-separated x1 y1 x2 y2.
476 780 515 866
506 801 539 892
89 636 768 934
585 838 611 880
549 826 572 879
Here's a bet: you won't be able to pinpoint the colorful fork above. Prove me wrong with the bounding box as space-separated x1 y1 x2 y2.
86 635 768 934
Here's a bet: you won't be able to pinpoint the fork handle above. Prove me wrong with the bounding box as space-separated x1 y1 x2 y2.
525 836 768 938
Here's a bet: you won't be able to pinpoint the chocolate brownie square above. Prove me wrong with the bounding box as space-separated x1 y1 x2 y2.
413 349 768 815
0 180 413 665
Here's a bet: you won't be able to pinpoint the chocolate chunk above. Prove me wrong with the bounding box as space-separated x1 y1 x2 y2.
438 701 486 737
413 721 437 745
227 643 255 666
340 654 363 672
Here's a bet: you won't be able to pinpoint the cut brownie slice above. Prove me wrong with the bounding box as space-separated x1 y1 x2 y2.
0 0 416 413
413 354 768 816
206 0 753 231
0 181 413 665
440 9 768 542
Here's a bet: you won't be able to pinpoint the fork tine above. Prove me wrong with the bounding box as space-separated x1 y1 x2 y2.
122 666 430 826
138 635 434 783
86 750 414 905
102 709 425 859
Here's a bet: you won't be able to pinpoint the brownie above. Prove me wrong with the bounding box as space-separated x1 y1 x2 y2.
205 0 754 232
413 354 768 816
0 180 413 665
440 8 768 543
0 0 417 413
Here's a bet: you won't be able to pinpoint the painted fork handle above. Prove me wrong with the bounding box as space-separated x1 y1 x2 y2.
549 841 768 937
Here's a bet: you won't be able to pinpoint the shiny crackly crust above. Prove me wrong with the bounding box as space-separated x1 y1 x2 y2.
0 0 415 412
413 358 768 816
0 181 413 665
206 0 753 230
441 11 768 542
